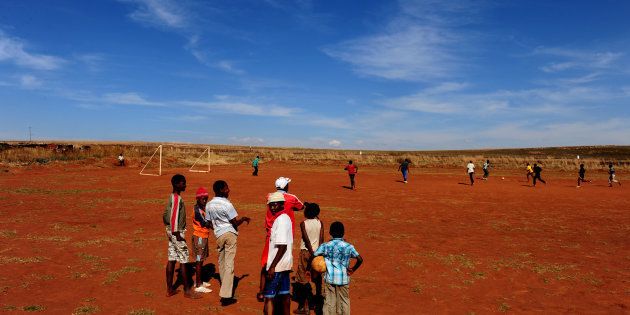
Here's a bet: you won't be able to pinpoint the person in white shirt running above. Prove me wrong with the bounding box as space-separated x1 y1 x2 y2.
467 161 475 186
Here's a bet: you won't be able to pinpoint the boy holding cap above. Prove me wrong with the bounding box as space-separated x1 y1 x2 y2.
192 187 213 293
262 192 293 315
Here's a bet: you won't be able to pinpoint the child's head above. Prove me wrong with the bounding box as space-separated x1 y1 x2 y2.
348 160 353 164
609 163 613 167
580 163 585 168
486 159 490 163
213 180 229 197
304 203 320 219
329 221 345 238
196 187 209 207
171 174 186 193
267 192 285 215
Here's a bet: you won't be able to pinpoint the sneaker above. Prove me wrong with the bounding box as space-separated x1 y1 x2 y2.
202 282 212 288
194 286 212 293
404 181 408 183
220 298 237 306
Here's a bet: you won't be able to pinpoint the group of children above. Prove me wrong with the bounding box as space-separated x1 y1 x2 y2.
163 174 363 314
574 162 622 188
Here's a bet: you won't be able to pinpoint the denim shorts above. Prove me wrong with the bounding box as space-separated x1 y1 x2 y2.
263 270 290 298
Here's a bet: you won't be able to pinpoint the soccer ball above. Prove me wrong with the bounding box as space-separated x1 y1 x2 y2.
501 177 505 180
311 256 326 273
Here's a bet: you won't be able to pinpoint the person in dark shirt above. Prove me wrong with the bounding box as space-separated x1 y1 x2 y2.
398 159 411 183
577 164 591 188
533 163 546 187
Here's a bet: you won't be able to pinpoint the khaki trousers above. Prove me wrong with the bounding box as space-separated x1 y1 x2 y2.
216 232 237 298
323 282 350 315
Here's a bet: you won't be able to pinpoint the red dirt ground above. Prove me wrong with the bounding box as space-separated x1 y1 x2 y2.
0 162 628 314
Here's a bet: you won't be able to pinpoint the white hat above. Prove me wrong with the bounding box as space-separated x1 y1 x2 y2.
267 191 285 204
275 177 291 189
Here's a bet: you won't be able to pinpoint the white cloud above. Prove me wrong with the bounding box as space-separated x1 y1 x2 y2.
322 1 483 81
18 74 41 89
103 92 163 106
535 47 623 73
121 0 187 29
180 101 299 117
0 30 64 70
216 60 245 75
328 139 342 147
75 53 105 72
230 137 265 145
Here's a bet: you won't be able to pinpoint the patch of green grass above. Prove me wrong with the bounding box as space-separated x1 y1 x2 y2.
27 234 71 242
72 305 99 314
132 198 163 205
128 309 154 315
0 229 17 238
498 302 510 312
51 222 80 232
0 256 45 265
103 266 144 285
23 305 45 312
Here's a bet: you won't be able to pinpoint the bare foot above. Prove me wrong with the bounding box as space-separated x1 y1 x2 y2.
166 289 180 297
184 291 202 299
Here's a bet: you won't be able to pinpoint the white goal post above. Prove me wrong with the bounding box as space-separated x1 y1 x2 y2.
189 147 211 173
140 145 162 176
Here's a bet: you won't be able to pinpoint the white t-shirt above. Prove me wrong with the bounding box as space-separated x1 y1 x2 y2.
300 218 321 250
266 213 293 272
205 197 238 238
467 163 475 173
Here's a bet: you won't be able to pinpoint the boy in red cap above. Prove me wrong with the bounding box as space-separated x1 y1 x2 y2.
192 187 213 293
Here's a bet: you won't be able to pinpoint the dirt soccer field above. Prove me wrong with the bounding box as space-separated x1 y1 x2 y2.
0 162 628 314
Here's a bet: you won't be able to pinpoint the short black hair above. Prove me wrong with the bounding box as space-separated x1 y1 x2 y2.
304 203 320 219
213 180 228 194
330 221 344 238
171 174 186 186
348 160 353 164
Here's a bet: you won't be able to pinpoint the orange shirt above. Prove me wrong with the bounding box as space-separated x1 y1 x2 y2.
192 204 210 238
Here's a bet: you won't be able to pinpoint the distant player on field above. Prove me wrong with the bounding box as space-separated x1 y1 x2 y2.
398 159 411 183
608 163 621 187
482 160 490 180
577 164 591 188
532 163 546 187
526 163 534 183
252 155 260 176
466 161 475 186
344 160 358 190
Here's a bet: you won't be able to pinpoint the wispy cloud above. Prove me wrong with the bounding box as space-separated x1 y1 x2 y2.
75 53 105 72
103 92 164 106
179 100 299 117
535 47 623 73
121 0 188 29
0 30 65 70
18 74 42 89
216 60 245 75
323 0 483 81
328 139 341 147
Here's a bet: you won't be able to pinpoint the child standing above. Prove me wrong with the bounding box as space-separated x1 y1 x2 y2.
314 222 363 315
482 160 490 180
262 192 292 315
466 161 475 186
294 203 324 314
608 163 622 187
192 187 213 293
344 161 358 190
162 174 200 299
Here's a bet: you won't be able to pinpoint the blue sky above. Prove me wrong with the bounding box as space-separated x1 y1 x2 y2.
1 0 629 149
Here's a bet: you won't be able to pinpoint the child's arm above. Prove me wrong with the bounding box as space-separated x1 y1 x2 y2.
348 255 363 275
300 222 315 255
266 244 287 276
318 220 324 247
230 216 251 230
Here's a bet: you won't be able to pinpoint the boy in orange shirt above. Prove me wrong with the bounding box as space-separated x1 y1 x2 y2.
192 187 213 293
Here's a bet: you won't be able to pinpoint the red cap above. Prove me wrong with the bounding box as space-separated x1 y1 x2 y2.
196 187 209 198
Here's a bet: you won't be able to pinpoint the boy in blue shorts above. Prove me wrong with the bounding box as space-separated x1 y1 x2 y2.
314 221 363 315
263 192 292 315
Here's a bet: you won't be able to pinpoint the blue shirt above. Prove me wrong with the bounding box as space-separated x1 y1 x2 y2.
314 238 360 286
